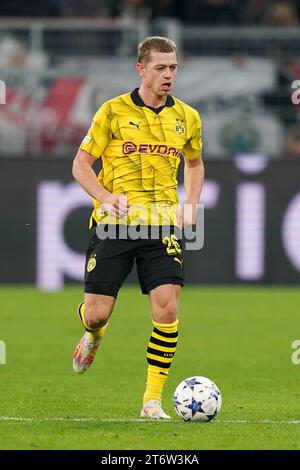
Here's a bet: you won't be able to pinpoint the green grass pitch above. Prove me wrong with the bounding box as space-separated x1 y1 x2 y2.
0 285 299 450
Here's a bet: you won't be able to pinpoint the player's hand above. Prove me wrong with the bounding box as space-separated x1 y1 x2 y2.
100 192 129 217
177 203 198 228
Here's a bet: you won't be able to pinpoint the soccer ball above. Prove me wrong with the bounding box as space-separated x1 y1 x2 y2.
173 376 222 422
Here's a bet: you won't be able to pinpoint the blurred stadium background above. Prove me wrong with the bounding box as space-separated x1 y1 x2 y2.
1 0 300 452
1 0 300 288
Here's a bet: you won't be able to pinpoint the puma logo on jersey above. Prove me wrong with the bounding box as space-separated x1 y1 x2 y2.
174 257 183 267
129 121 141 130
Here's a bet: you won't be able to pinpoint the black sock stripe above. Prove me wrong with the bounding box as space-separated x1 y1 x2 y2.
78 302 85 322
153 327 178 338
147 358 171 368
84 326 96 333
147 347 175 358
149 336 177 348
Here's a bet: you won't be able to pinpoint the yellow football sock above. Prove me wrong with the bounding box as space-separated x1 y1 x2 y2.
143 319 178 404
78 302 107 341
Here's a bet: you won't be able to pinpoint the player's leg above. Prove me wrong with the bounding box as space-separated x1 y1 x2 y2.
73 293 115 373
83 292 116 330
137 227 183 418
73 226 135 374
141 284 181 419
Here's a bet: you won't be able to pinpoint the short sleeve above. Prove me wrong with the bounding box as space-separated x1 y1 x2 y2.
183 112 203 160
80 102 112 158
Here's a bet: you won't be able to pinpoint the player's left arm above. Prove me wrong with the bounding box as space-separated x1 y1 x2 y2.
179 156 205 228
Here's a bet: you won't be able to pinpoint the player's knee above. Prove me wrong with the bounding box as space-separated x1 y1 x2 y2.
155 300 178 324
84 302 110 328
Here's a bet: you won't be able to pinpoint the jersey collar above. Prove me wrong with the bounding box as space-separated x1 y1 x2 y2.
130 88 175 114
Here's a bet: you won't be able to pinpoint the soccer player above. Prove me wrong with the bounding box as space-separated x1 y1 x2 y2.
72 36 204 419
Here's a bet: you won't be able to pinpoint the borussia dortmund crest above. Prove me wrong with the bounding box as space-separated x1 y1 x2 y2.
87 255 96 272
175 119 185 136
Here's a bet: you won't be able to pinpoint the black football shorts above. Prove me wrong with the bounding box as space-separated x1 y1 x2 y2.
84 225 184 297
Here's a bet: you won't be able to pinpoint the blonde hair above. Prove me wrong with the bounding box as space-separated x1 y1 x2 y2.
137 36 177 63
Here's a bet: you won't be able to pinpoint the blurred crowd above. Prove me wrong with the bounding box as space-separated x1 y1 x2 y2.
1 0 300 160
0 0 300 26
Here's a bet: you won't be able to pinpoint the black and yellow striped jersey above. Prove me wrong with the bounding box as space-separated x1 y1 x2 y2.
80 88 202 226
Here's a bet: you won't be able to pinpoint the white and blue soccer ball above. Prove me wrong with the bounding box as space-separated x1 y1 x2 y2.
173 376 222 422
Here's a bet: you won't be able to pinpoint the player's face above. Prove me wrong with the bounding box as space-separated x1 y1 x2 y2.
138 51 178 96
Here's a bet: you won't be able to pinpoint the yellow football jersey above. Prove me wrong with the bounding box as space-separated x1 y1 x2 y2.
80 88 202 226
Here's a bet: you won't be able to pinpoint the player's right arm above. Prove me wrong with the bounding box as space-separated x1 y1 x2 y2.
72 149 128 217
73 102 128 217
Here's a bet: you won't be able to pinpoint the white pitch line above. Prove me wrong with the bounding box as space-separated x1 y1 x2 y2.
221 419 300 425
0 417 164 423
0 416 300 424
